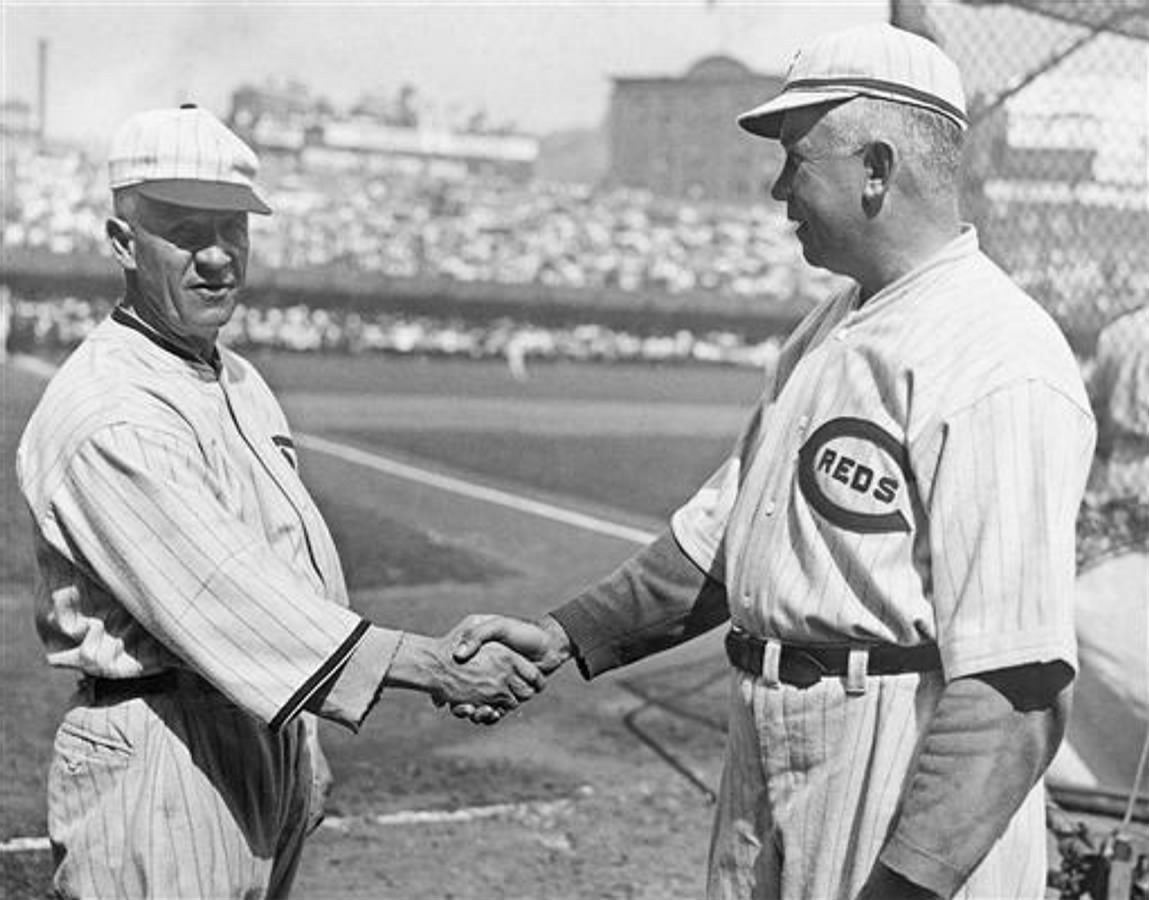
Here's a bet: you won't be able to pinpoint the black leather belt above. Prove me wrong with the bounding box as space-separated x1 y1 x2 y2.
725 628 941 689
84 671 187 705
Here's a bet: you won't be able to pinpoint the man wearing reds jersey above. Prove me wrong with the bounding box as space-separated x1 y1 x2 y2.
16 105 545 899
453 23 1097 900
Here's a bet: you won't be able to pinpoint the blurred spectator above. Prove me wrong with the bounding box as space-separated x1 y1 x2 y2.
4 292 785 373
1088 302 1149 505
0 285 10 362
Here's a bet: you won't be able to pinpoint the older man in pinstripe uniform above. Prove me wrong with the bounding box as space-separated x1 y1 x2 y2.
16 105 544 899
454 24 1098 900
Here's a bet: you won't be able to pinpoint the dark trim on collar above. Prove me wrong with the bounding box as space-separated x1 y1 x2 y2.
111 306 221 371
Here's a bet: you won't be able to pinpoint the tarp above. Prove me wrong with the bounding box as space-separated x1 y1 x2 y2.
1048 551 1149 799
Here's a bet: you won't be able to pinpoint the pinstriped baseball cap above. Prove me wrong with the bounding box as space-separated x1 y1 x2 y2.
108 104 271 214
738 23 967 139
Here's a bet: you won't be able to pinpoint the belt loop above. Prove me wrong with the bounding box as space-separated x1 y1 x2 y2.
762 640 782 688
846 648 868 695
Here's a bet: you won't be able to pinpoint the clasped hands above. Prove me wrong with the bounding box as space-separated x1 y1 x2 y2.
425 614 572 725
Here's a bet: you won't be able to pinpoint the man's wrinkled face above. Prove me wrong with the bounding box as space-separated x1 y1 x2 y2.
770 104 866 276
122 195 250 346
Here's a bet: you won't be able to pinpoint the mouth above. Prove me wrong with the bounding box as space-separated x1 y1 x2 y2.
193 284 236 300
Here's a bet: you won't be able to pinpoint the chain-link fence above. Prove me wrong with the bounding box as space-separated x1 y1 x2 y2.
898 0 1149 567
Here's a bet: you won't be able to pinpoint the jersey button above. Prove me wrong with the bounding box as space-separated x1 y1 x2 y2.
764 499 777 516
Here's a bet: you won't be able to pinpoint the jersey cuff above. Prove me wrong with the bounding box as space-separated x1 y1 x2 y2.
549 604 621 680
940 626 1076 682
270 619 371 732
879 833 967 900
670 507 725 580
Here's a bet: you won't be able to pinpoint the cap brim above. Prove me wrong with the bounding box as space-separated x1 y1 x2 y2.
134 179 272 215
737 88 861 139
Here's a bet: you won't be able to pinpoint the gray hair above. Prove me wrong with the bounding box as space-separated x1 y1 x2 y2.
112 186 143 222
827 97 964 195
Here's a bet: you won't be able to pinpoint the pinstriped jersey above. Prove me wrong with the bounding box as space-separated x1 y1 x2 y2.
672 228 1096 680
17 308 377 729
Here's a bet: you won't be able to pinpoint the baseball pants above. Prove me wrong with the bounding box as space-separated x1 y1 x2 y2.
707 668 1048 900
48 681 314 899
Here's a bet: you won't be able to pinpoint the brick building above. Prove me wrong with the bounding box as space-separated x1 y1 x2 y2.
608 55 784 204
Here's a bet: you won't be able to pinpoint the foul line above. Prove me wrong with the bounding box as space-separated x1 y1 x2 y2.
0 794 591 853
295 433 657 545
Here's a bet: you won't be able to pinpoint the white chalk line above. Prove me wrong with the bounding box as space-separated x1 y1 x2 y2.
295 433 657 545
0 836 51 854
0 794 590 854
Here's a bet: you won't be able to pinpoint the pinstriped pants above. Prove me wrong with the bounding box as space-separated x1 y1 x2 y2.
47 685 313 899
707 670 1048 900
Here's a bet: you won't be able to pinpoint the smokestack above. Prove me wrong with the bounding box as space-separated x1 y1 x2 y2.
37 38 47 143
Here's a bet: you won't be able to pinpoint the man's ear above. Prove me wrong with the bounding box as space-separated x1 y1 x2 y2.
861 140 896 217
106 217 137 271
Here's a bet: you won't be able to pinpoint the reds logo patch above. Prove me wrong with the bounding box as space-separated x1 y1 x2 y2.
797 417 912 534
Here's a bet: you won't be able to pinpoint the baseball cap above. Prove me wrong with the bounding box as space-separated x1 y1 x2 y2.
738 23 967 139
108 104 271 214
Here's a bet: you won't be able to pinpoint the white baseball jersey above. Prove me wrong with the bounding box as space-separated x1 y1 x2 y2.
18 307 403 897
673 228 1095 899
673 227 1094 680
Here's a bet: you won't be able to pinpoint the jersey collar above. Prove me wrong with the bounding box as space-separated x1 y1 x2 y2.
111 305 222 373
849 225 980 315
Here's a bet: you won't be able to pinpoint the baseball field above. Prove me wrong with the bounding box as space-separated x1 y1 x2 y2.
1 349 765 899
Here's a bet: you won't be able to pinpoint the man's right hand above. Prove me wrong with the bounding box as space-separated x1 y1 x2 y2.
384 630 545 720
451 614 572 674
448 614 574 723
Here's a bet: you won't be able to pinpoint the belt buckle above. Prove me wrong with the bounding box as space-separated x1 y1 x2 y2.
781 649 827 690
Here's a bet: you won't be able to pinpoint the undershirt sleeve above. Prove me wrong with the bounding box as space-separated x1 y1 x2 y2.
549 529 730 679
878 662 1072 898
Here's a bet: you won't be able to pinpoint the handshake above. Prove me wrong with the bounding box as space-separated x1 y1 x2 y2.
389 615 573 725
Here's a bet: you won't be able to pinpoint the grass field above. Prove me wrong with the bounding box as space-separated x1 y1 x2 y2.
0 350 762 899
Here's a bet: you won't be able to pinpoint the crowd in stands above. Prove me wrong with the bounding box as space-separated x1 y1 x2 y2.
3 142 838 304
2 293 784 371
3 141 1143 349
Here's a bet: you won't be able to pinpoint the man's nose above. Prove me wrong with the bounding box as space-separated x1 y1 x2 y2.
194 243 231 270
769 172 788 203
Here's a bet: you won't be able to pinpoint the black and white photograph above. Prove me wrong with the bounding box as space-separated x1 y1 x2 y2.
2 2 1146 898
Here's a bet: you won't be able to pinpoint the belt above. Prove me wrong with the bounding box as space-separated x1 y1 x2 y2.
83 671 194 705
725 628 941 689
